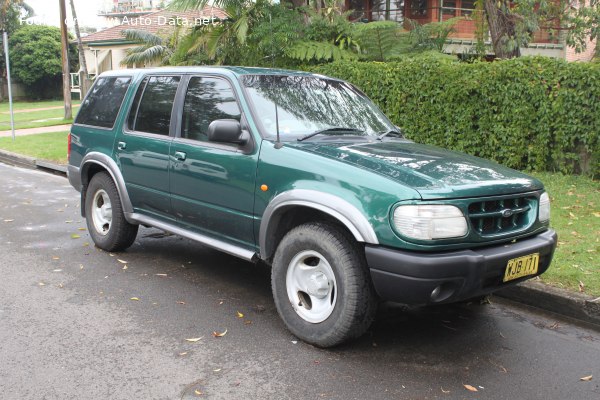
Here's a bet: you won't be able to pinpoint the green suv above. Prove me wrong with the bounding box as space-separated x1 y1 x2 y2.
68 67 557 347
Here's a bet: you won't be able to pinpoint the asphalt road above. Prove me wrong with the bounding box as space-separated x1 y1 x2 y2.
0 163 599 400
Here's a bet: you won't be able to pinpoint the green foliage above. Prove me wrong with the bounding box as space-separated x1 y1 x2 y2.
309 56 600 177
120 29 177 66
405 17 460 52
8 24 74 98
247 5 304 67
353 21 404 61
0 0 33 34
286 40 357 62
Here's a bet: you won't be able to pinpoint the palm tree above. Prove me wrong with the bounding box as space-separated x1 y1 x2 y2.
120 27 183 67
170 0 268 63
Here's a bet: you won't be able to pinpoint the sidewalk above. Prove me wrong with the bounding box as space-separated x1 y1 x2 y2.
0 124 72 138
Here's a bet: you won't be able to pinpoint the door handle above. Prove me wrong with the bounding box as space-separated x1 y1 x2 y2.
174 151 187 161
117 141 126 150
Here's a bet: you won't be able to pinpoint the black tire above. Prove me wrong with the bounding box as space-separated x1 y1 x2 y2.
271 222 377 347
85 172 138 252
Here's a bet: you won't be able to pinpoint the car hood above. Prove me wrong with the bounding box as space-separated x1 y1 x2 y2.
287 139 543 199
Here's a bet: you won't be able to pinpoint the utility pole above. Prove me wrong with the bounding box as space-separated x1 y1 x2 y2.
59 0 72 119
2 30 15 141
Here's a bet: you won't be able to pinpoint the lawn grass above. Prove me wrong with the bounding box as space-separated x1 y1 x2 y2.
0 131 68 164
532 172 600 297
0 100 80 130
0 99 80 112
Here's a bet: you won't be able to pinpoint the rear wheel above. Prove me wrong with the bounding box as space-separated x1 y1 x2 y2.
85 172 138 252
271 222 377 347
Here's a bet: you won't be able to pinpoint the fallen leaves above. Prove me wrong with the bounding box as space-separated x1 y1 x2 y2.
71 234 81 239
489 359 508 373
185 337 203 343
3 219 14 222
212 329 227 338
463 384 478 392
579 281 585 293
177 301 186 305
130 297 140 301
580 375 593 381
117 259 128 264
236 311 244 318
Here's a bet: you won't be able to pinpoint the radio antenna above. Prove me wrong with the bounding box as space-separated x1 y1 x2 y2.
274 101 283 149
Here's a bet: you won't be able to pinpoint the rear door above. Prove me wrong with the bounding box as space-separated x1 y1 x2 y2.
169 75 258 250
116 75 182 220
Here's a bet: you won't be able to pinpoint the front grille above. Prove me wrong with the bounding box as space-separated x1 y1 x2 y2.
468 195 535 236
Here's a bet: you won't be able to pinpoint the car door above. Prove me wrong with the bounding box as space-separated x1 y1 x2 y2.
169 75 258 250
116 75 182 220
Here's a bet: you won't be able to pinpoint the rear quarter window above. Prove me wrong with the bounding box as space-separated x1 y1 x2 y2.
75 76 132 128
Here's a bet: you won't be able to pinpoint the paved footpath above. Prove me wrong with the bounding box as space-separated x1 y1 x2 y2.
0 124 72 138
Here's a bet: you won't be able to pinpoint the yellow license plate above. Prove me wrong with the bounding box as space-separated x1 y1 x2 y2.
503 253 540 282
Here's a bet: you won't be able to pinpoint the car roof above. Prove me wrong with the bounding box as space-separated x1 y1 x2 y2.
97 66 332 80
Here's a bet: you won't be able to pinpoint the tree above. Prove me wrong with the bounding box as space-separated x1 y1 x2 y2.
9 24 75 97
483 0 600 59
69 0 88 76
0 0 33 34
120 28 181 67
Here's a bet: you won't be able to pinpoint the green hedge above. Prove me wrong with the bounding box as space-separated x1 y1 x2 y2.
309 56 600 177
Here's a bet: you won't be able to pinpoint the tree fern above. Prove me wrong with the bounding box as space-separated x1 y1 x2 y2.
353 21 403 61
287 41 358 62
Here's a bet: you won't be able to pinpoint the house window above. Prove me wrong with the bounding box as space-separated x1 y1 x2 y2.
441 0 475 17
442 0 457 16
371 0 404 21
460 0 475 16
347 0 367 20
410 0 428 17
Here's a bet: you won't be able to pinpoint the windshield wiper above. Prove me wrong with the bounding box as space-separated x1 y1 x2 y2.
297 127 364 142
377 128 404 141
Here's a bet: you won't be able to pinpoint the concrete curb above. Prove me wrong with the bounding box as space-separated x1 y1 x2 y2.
0 152 598 329
496 280 600 327
0 149 67 176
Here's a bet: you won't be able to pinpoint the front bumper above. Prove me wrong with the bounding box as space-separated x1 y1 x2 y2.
365 229 557 305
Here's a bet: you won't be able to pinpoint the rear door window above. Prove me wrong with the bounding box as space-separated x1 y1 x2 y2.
129 76 181 136
75 76 131 128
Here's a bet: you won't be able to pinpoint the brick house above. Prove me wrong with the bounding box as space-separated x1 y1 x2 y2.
344 0 597 61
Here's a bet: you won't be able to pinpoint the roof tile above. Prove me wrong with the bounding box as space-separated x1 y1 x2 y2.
82 6 228 44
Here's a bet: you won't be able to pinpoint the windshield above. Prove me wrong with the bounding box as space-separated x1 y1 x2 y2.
242 74 395 140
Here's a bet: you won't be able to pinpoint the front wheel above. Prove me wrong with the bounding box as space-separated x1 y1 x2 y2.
271 222 377 347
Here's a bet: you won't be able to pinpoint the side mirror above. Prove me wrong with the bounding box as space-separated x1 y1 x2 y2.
207 119 248 145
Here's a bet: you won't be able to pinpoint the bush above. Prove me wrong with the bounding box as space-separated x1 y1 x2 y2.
8 25 76 99
309 56 600 177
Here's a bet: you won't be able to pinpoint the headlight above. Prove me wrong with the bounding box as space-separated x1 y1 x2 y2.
539 192 550 222
393 205 468 240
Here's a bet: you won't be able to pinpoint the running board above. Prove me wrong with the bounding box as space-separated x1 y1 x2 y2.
129 213 258 262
